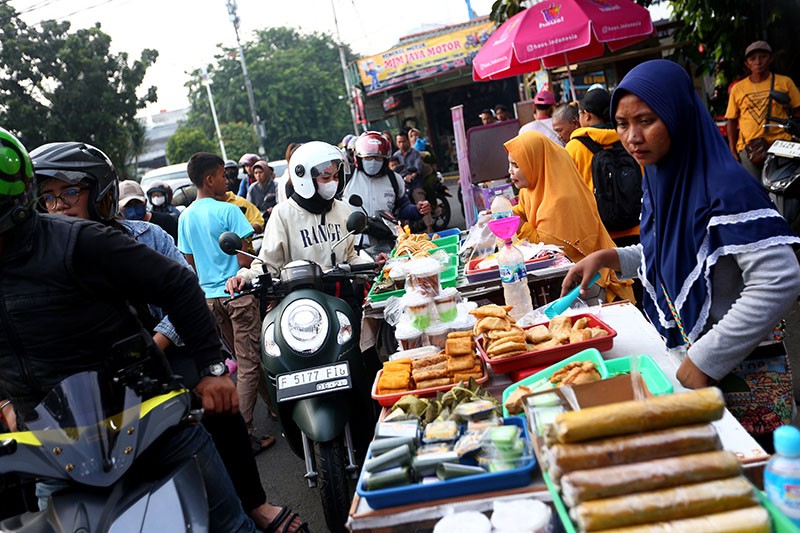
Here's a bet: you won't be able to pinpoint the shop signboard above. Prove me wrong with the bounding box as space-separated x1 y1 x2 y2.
358 20 495 96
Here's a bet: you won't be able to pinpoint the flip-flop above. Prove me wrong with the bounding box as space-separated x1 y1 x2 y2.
251 434 275 456
264 506 310 533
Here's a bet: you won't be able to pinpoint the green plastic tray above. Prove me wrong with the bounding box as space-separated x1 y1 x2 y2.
604 355 674 396
431 234 459 248
367 253 459 303
501 348 608 418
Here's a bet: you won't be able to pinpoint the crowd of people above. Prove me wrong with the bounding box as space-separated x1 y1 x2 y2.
0 37 799 530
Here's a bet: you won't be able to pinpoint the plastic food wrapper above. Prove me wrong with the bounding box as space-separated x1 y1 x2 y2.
433 510 492 533
570 476 758 531
492 499 552 533
453 399 498 421
597 506 770 533
544 424 721 481
423 420 460 443
560 450 742 507
461 212 495 265
548 387 725 444
406 257 442 298
453 430 485 457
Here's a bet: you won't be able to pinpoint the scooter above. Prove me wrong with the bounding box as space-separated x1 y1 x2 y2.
219 211 378 533
348 194 399 257
0 347 207 532
762 90 800 229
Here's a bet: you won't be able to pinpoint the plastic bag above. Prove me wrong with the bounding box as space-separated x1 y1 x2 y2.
461 212 496 265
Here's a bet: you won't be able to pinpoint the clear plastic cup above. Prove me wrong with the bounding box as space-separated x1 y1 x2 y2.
395 326 424 351
405 293 433 331
406 257 442 297
433 287 460 323
424 322 451 350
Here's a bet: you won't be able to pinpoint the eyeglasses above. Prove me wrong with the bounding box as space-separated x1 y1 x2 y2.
41 187 86 209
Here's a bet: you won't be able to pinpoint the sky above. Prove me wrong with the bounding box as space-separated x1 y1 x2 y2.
10 0 498 116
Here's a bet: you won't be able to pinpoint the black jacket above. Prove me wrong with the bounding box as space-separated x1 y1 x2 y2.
0 213 222 416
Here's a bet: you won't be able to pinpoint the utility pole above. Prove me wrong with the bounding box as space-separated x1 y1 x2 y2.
202 68 228 160
330 0 360 136
225 0 267 157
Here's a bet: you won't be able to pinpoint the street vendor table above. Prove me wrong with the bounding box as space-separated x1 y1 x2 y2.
347 301 769 532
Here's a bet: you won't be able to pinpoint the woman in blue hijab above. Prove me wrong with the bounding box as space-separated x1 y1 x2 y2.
563 60 800 389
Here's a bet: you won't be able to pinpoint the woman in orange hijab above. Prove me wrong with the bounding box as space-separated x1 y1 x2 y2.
505 130 633 303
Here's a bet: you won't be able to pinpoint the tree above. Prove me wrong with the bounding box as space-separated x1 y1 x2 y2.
184 27 355 161
0 4 157 178
220 122 259 162
167 126 216 164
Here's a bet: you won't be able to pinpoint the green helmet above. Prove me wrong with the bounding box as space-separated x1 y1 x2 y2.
0 126 35 234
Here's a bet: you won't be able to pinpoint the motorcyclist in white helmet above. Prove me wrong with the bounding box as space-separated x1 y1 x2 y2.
225 141 370 294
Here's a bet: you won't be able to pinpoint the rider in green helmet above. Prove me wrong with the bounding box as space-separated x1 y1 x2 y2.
0 126 35 234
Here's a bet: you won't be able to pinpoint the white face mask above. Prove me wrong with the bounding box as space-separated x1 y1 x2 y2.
362 159 384 176
316 180 338 200
151 196 166 206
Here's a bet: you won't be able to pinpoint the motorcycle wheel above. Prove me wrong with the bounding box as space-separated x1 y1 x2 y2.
431 192 451 232
315 438 353 533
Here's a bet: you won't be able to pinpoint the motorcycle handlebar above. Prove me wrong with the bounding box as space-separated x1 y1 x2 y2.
337 262 379 273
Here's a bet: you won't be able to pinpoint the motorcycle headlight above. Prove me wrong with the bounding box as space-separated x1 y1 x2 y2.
280 299 329 354
263 323 280 358
336 311 353 345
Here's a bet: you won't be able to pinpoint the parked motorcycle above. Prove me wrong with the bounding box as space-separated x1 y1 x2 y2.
761 90 800 229
0 352 207 531
218 210 378 533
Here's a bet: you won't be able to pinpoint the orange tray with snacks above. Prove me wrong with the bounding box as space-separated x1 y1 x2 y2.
476 313 617 375
370 361 489 407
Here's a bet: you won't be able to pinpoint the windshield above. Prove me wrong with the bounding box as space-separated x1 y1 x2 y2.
19 372 147 487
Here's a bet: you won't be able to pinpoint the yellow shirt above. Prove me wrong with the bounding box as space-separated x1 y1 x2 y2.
224 191 264 230
725 73 800 152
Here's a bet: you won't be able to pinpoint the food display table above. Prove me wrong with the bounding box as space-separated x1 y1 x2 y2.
347 301 769 532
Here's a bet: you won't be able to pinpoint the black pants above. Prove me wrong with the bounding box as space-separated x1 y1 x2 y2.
202 413 267 513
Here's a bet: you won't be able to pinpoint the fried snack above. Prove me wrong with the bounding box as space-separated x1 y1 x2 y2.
415 377 452 389
589 327 609 338
504 385 532 415
525 325 551 343
447 355 476 372
486 327 525 340
572 317 590 330
384 358 412 368
548 315 572 331
447 331 473 339
445 337 473 356
571 476 758 532
487 340 527 356
470 304 510 319
474 316 511 335
532 338 565 351
561 451 742 506
491 350 526 360
599 506 770 533
454 371 484 382
544 424 721 480
411 353 447 369
412 366 449 382
551 387 726 444
549 361 601 387
378 372 411 393
569 329 593 344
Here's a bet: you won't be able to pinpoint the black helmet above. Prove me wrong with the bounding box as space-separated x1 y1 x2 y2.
146 181 173 204
224 159 238 170
30 142 119 222
0 126 35 234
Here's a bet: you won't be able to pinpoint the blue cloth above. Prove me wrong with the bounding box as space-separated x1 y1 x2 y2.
121 220 190 346
178 198 254 299
237 175 252 198
611 60 800 348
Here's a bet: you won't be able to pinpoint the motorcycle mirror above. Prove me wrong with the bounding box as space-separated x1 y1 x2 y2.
218 232 243 255
346 211 368 234
348 194 363 208
771 90 791 106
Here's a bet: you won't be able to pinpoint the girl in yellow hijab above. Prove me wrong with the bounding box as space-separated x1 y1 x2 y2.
505 130 633 303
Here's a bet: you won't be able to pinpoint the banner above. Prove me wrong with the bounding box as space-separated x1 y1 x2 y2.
358 20 495 96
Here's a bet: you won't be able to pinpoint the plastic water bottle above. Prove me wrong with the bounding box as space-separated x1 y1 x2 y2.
497 238 533 322
765 425 800 525
491 190 513 219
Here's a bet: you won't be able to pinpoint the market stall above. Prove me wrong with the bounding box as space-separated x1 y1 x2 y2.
348 301 784 533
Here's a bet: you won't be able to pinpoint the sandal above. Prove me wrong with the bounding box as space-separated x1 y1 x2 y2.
251 434 275 456
264 506 310 533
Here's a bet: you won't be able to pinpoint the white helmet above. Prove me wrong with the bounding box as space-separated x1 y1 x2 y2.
289 141 347 199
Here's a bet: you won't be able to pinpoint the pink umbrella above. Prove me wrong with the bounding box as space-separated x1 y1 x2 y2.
473 0 654 100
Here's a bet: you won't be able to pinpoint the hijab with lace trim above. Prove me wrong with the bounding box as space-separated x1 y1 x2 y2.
610 60 799 348
504 130 634 303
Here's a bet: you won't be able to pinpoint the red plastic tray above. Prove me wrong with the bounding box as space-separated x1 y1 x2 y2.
476 313 617 374
465 254 557 283
370 360 489 407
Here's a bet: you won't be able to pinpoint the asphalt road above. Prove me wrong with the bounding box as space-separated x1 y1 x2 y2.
251 178 800 532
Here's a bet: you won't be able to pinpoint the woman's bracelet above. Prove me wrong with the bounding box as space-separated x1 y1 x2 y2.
0 400 11 412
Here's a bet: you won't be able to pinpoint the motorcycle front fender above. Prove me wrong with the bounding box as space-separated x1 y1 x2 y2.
291 394 350 443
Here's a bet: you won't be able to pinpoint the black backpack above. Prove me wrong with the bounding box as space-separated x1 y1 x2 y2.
577 136 643 232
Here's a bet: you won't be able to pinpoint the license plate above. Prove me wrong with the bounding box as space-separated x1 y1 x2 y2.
276 362 351 402
769 140 800 158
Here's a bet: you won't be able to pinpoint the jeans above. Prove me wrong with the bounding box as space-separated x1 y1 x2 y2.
37 424 256 532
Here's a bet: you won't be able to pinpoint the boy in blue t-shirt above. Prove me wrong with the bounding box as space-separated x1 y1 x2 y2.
178 152 272 454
